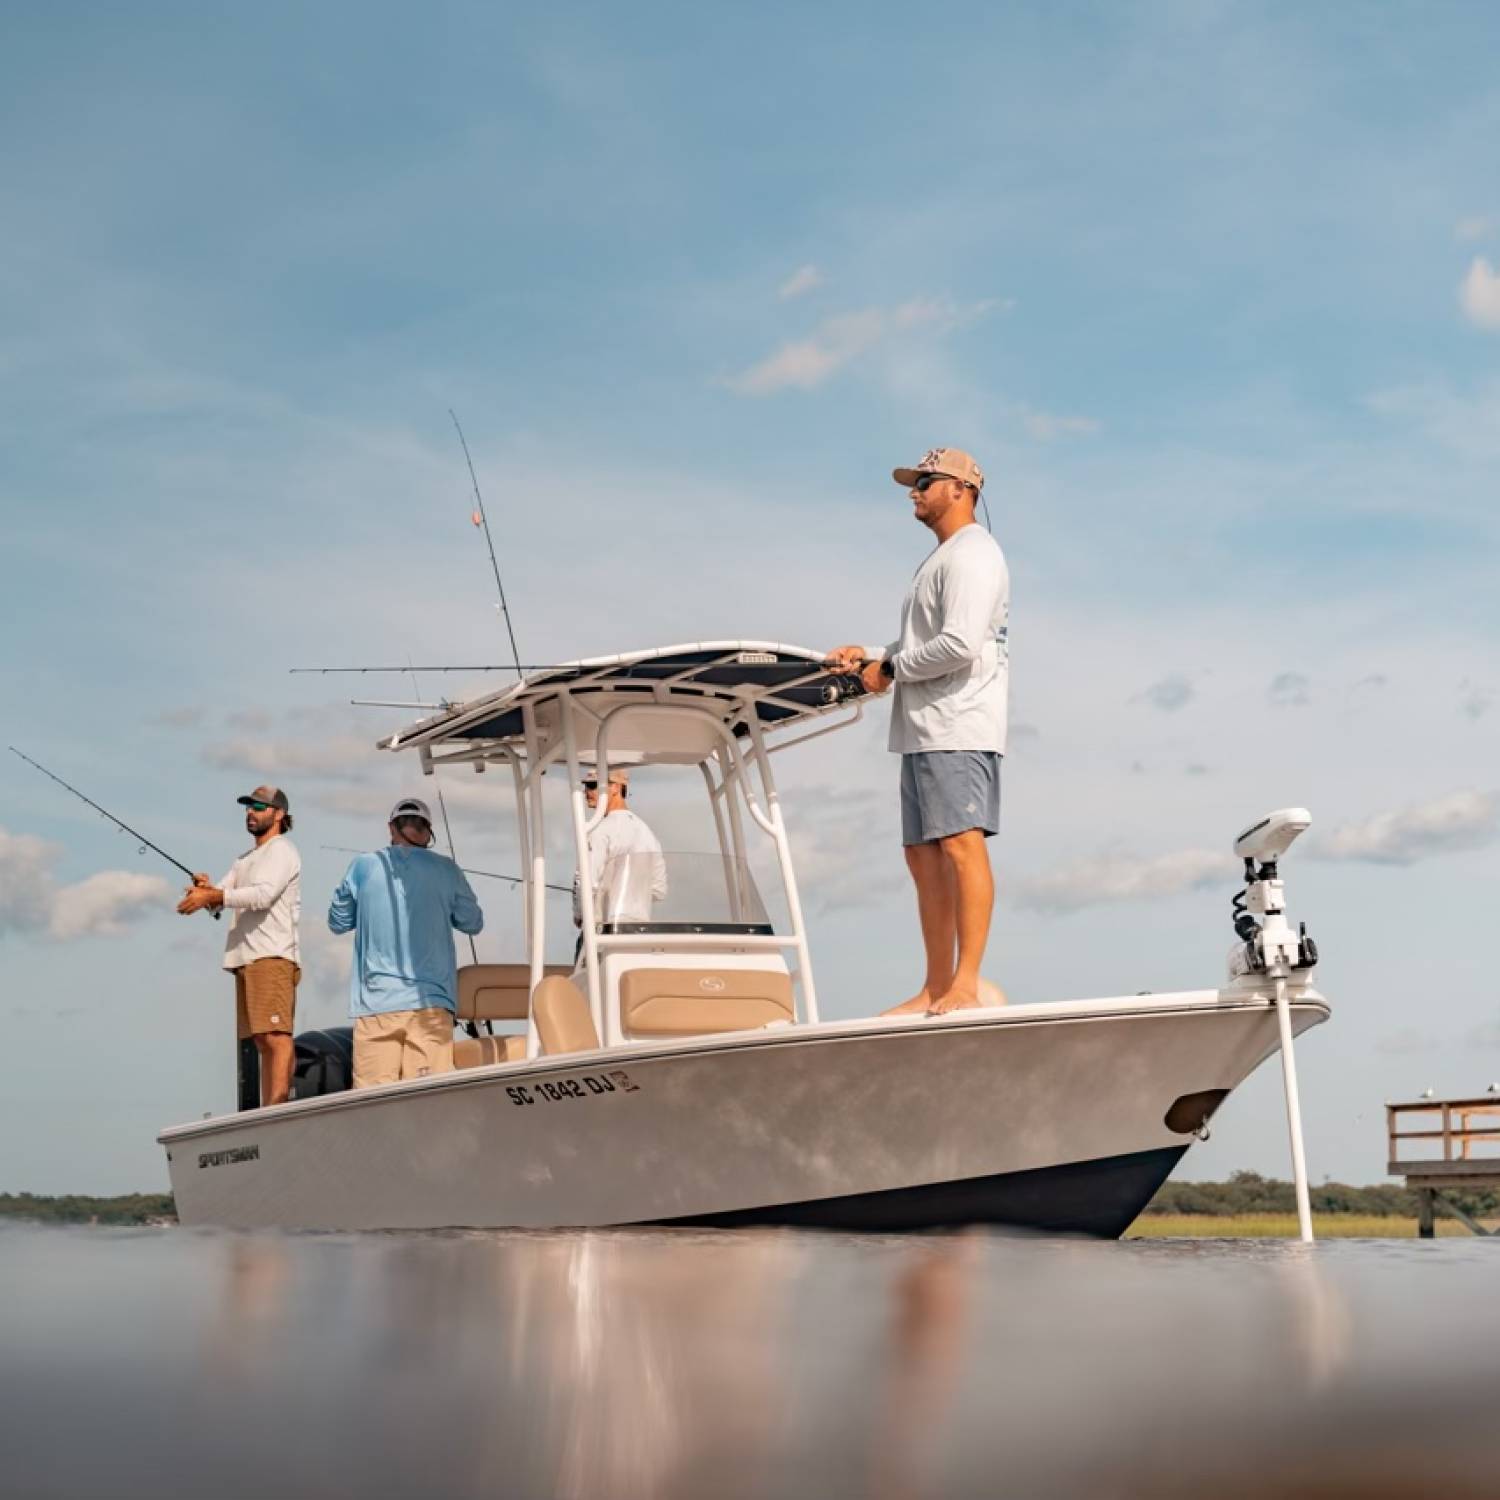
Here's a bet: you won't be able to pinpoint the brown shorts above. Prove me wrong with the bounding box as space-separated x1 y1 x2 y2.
234 957 301 1039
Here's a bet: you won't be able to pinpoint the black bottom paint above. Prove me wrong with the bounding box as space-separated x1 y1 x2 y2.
653 1146 1189 1240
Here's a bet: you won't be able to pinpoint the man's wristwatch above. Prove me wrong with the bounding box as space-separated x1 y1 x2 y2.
878 658 895 682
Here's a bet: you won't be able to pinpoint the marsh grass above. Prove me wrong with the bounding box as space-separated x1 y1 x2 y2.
1127 1213 1485 1238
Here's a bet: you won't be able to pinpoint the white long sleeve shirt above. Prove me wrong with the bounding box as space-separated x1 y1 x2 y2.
572 809 668 926
883 523 1010 755
219 835 302 969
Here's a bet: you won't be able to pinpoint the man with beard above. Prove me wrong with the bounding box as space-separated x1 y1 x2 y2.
178 786 302 1105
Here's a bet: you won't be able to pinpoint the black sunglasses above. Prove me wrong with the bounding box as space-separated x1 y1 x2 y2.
581 780 598 791
913 472 953 493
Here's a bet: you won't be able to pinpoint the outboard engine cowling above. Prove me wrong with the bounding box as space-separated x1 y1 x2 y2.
292 1026 354 1099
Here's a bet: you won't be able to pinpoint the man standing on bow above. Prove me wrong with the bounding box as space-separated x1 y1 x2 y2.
826 447 1009 1016
177 786 302 1106
328 797 484 1088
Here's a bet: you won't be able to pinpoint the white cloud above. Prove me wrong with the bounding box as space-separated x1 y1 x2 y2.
1020 407 1100 442
777 264 822 301
1315 790 1497 866
1012 848 1230 914
1268 671 1310 708
0 826 170 940
1136 673 1196 712
48 870 172 939
1456 216 1495 243
724 298 1001 396
1459 256 1500 330
0 827 60 935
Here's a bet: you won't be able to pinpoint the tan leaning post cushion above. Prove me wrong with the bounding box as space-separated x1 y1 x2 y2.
619 968 795 1037
456 963 571 1021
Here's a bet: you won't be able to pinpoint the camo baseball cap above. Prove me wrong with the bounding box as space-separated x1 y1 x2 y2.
892 447 985 491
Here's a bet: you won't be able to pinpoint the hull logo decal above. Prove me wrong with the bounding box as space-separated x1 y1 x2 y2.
199 1144 260 1169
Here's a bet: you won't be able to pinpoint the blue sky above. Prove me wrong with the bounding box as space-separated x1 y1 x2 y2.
3 1 1499 1192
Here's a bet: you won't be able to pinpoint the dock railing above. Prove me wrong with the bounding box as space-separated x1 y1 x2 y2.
1386 1097 1500 1237
1387 1098 1500 1168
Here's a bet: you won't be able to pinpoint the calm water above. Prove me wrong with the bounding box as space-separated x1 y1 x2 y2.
4 1225 1497 1499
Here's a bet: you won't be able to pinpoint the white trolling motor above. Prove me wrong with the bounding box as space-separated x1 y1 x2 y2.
1227 807 1319 1242
1228 808 1318 980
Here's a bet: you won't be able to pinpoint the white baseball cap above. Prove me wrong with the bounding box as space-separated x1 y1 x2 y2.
389 797 433 824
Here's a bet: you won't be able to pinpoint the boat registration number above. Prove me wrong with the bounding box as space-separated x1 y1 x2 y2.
506 1069 639 1107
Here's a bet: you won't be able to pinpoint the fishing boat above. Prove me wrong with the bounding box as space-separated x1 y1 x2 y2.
160 642 1329 1236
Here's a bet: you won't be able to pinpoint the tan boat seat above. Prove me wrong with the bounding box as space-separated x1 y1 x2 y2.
452 1034 527 1069
534 976 601 1055
619 968 795 1038
455 963 570 1022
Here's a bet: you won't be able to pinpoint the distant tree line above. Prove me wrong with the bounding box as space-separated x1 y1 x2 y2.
7 1173 1498 1225
1146 1170 1500 1217
0 1192 176 1225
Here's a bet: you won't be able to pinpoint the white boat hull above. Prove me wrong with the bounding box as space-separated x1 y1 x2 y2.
160 989 1328 1237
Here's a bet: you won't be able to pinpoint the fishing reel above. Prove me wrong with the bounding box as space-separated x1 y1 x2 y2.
1227 808 1318 979
819 671 871 706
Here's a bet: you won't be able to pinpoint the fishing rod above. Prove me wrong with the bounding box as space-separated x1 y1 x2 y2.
451 409 523 680
320 846 572 894
9 746 221 919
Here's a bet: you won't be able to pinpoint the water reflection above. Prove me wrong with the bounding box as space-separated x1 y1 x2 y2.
1 1225 1497 1499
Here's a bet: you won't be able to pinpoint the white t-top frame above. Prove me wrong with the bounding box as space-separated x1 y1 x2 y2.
382 643 866 1054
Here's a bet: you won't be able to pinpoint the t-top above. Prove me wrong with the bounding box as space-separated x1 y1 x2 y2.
884 523 1010 755
219 835 301 970
327 845 484 1017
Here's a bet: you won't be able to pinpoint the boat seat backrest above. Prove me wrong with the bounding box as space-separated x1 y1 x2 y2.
455 963 571 1022
534 976 601 1055
452 1034 527 1069
619 968 795 1038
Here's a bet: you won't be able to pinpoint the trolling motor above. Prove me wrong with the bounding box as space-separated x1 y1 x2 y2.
1228 808 1318 980
1225 807 1319 1242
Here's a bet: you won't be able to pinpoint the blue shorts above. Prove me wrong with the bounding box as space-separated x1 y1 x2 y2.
900 751 1002 846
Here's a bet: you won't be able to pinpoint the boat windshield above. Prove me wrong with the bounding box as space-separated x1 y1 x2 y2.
581 850 773 933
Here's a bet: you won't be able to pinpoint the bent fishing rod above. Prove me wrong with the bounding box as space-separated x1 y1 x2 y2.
9 746 222 919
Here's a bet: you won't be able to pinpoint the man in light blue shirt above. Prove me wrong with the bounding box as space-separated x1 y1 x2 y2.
328 796 484 1088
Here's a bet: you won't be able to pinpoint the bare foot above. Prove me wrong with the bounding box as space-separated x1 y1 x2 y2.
883 991 936 1016
926 982 980 1016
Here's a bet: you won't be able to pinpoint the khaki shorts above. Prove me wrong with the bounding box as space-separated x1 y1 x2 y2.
234 958 301 1040
352 1008 455 1089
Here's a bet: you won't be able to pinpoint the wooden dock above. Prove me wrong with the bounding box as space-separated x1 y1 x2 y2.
1387 1096 1500 1237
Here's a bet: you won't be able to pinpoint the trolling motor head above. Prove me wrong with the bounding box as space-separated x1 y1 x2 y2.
1228 808 1318 981
1233 808 1311 867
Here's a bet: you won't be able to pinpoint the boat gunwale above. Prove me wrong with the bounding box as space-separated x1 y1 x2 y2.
158 987 1329 1145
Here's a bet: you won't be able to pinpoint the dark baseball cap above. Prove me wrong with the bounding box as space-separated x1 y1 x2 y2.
236 785 290 812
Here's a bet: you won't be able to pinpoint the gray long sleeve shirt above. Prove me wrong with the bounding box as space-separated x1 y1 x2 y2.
883 523 1010 755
